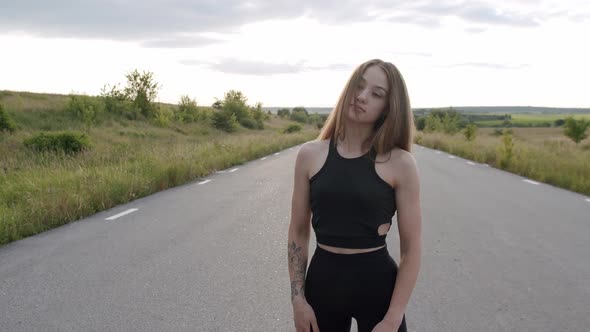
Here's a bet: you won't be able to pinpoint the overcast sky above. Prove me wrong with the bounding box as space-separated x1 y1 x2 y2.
0 0 588 108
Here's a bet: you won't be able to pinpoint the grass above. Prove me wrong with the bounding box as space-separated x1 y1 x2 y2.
474 113 590 127
0 91 318 246
416 127 590 196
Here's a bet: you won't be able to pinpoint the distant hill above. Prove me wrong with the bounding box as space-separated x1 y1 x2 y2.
264 106 590 115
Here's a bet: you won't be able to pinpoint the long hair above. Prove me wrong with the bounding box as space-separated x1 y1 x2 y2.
317 59 415 160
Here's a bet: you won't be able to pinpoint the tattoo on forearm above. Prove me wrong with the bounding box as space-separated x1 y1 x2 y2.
288 241 307 302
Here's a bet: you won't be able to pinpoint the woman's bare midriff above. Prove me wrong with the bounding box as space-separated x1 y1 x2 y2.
317 243 386 254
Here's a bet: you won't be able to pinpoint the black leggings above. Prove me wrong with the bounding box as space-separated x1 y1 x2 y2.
304 244 407 332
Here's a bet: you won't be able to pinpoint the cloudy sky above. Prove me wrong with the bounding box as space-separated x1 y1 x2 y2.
0 0 588 108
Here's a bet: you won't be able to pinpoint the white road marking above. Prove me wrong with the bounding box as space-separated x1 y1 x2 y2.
448 155 456 159
467 161 476 165
523 179 540 185
216 170 226 173
435 151 442 154
198 179 212 185
261 157 267 160
105 208 138 221
228 168 239 173
273 152 280 156
585 198 590 203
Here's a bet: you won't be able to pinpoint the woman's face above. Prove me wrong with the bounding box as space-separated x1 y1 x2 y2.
347 65 389 124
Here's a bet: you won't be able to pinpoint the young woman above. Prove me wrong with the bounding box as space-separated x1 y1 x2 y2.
287 59 422 332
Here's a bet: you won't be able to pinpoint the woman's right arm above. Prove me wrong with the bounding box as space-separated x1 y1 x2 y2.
287 143 313 306
288 143 321 332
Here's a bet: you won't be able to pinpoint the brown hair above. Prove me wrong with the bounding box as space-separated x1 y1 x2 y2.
317 59 415 160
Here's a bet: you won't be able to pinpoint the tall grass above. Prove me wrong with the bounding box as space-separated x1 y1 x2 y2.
416 128 590 196
0 95 318 245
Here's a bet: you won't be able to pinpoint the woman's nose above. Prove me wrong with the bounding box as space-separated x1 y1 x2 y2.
356 89 368 102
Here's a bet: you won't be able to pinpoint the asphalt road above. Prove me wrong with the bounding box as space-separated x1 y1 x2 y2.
1 143 589 331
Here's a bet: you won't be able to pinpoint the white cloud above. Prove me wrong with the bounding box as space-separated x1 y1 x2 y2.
0 1 588 108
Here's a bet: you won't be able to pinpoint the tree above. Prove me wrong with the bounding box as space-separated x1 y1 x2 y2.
463 123 477 141
0 103 16 133
177 95 199 123
415 116 426 131
290 107 309 123
563 116 590 144
123 69 161 118
498 129 514 168
277 108 291 118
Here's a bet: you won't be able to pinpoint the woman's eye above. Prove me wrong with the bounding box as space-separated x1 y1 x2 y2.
373 92 382 98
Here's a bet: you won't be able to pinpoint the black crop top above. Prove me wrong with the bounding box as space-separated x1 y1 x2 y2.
309 138 397 249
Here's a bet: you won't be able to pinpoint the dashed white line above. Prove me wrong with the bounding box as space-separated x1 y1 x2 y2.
274 152 280 156
216 170 226 173
448 155 456 159
105 208 138 221
198 179 212 185
523 179 540 185
261 157 267 160
466 161 476 165
435 151 442 154
585 198 590 203
228 168 239 173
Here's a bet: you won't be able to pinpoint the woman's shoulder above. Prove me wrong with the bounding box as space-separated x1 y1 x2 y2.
299 139 330 157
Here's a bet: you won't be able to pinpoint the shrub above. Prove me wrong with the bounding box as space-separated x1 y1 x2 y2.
277 108 291 118
497 129 514 168
24 131 92 154
415 116 426 131
152 106 173 127
463 123 477 141
123 69 161 118
66 94 105 128
240 117 258 129
212 111 239 132
177 95 199 123
0 103 16 133
283 124 302 133
100 83 138 118
563 116 589 144
290 111 308 124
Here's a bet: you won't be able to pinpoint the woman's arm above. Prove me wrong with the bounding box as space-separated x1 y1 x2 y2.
384 151 423 323
287 143 313 305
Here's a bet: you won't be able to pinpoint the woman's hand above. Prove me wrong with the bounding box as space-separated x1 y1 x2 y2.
371 316 402 332
292 299 320 332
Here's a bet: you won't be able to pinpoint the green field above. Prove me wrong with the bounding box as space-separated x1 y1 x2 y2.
416 126 590 197
0 90 319 246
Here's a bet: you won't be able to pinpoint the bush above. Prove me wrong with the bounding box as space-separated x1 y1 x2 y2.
100 83 139 118
283 124 302 133
152 106 173 127
415 116 426 131
290 111 308 124
240 117 258 129
563 116 589 144
212 111 239 132
66 94 105 128
497 129 514 168
463 123 477 141
0 103 16 133
277 108 291 118
177 95 200 123
24 131 92 154
123 69 161 118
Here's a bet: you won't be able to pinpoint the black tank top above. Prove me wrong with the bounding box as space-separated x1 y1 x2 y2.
309 138 397 249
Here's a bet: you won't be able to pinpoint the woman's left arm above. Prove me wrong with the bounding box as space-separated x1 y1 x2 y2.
383 151 422 324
